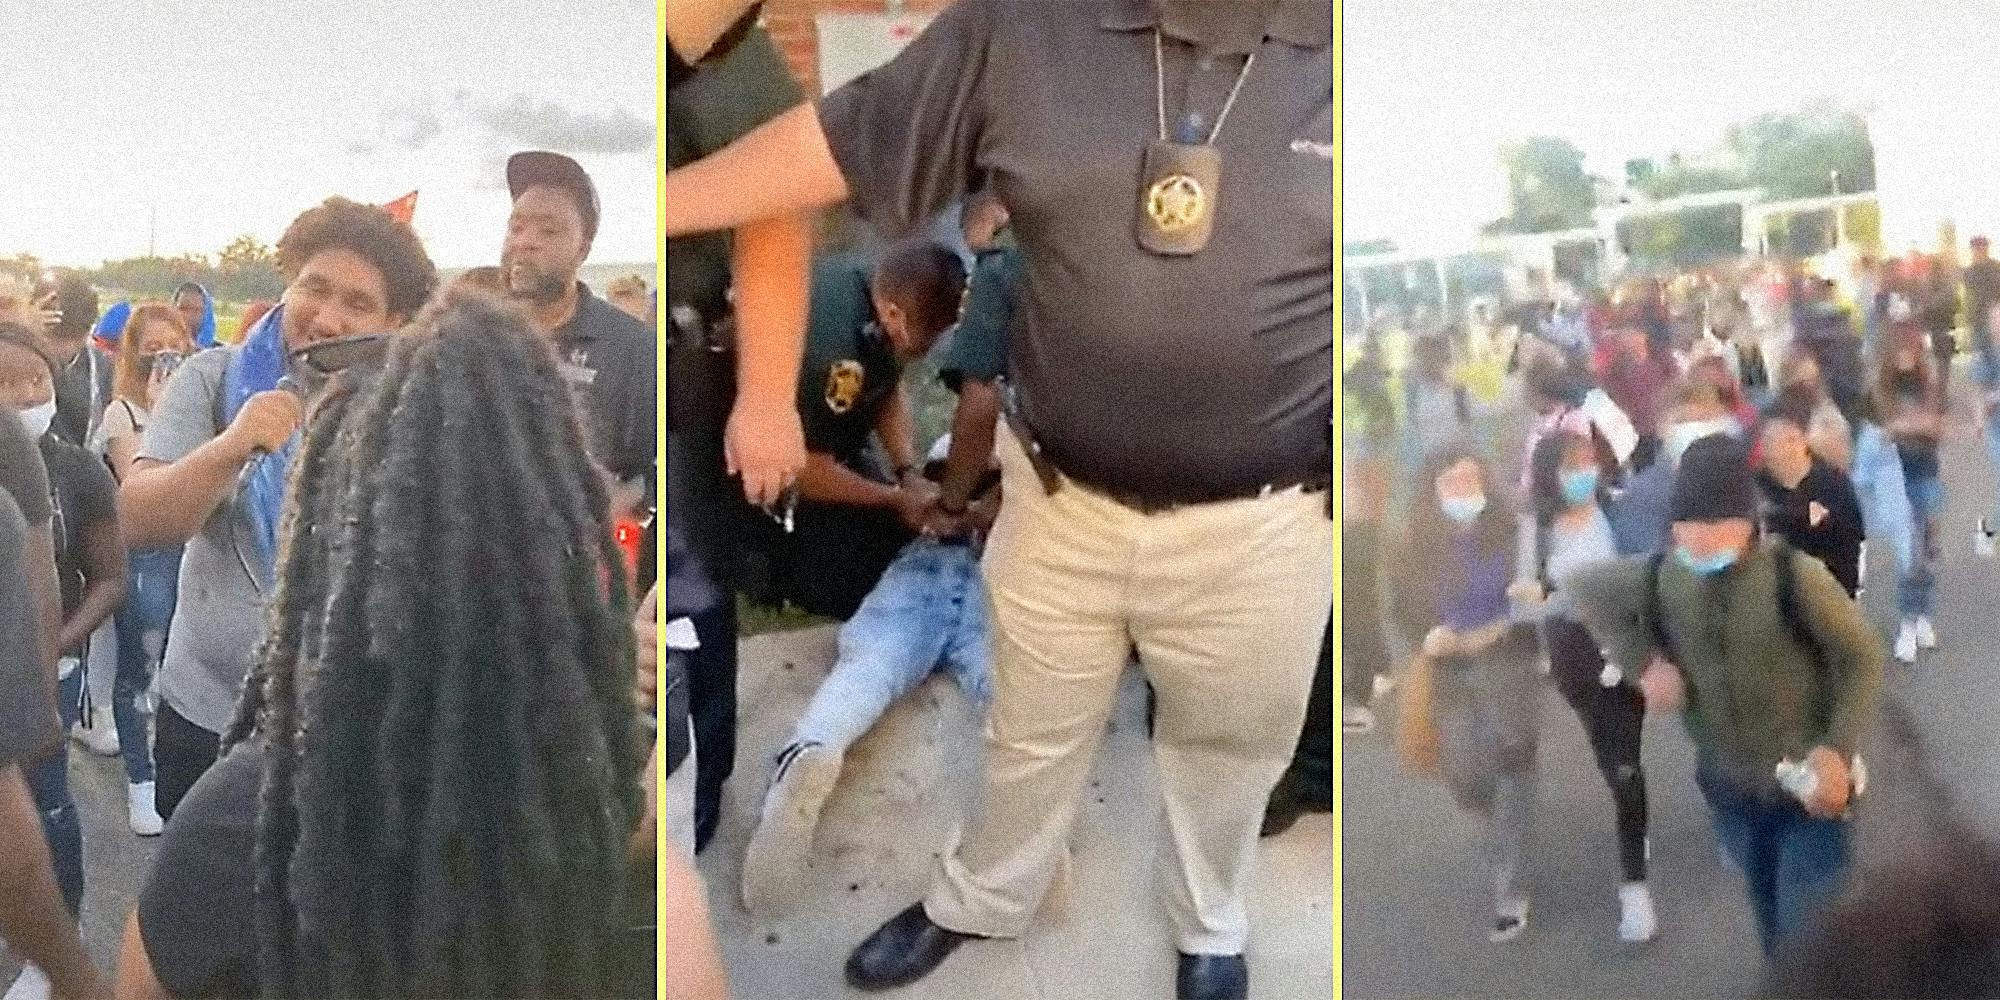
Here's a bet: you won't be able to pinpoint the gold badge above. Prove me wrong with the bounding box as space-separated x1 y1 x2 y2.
1146 173 1208 233
825 359 864 414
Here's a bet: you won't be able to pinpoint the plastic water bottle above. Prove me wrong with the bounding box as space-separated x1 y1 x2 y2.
1775 759 1818 802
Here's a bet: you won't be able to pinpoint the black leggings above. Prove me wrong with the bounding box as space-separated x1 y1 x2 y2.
1546 617 1649 883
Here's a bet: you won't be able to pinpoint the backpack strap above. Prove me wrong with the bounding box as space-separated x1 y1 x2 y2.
1644 550 1673 664
1770 538 1824 664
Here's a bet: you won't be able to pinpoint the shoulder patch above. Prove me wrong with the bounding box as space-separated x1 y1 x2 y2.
825 359 865 414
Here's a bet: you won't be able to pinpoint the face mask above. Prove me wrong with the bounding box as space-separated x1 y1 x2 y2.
17 399 53 439
1560 468 1599 505
1439 494 1486 525
1664 418 1738 466
1675 544 1737 576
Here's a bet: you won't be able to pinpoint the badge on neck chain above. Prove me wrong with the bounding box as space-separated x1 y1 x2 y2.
1135 29 1258 257
1137 141 1222 255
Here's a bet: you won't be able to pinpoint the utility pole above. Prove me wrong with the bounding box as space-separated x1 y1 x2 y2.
148 203 157 259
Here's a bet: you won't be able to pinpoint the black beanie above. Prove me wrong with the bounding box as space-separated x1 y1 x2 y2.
1671 434 1756 522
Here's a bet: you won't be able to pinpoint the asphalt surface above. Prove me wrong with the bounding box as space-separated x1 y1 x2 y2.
1342 390 2000 999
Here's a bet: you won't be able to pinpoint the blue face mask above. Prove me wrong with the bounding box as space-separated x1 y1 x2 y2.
1440 494 1486 525
1559 468 1599 505
1675 545 1738 576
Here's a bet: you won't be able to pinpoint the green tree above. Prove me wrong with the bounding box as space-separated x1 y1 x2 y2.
1726 104 1875 199
1487 136 1600 235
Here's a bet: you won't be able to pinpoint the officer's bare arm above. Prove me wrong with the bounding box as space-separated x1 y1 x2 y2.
798 453 901 510
940 380 1001 510
729 214 810 433
665 104 848 238
874 384 920 477
666 0 763 64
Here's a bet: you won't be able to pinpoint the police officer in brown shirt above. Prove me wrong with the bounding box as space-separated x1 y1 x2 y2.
668 3 1331 998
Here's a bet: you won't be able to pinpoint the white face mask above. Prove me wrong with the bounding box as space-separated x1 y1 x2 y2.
17 399 54 440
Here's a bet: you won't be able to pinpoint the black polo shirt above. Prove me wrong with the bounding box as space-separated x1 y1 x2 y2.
665 27 803 320
553 284 657 486
819 0 1333 504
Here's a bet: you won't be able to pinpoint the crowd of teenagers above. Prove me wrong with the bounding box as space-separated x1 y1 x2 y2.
0 150 662 1000
667 1 1333 999
1342 234 2000 980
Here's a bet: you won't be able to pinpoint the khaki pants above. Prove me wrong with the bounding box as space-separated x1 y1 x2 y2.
925 428 1334 954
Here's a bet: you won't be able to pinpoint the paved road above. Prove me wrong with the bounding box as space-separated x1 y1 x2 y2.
1343 402 2000 999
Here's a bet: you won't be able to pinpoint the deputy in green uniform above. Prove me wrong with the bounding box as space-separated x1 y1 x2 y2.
667 3 1332 998
665 11 812 855
745 239 967 621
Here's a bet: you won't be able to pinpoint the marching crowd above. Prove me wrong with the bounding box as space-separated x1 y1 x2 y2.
1345 237 2000 984
0 151 659 1000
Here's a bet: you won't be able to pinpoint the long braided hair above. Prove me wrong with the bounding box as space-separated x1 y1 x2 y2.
221 289 643 999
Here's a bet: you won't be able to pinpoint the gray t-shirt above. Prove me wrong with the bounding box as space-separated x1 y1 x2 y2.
139 347 265 735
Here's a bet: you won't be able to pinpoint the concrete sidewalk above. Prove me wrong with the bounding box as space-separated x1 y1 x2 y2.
693 627 1335 1000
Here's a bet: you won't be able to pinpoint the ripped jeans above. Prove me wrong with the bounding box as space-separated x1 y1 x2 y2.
26 660 86 917
1434 627 1543 907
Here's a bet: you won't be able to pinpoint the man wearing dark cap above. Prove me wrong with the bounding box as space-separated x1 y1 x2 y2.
502 150 656 520
1568 434 1883 958
665 2 1332 996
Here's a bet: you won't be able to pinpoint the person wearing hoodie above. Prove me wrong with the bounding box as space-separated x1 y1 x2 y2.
170 282 218 349
1568 435 1883 958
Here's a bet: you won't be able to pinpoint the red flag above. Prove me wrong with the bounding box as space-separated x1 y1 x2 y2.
382 190 418 225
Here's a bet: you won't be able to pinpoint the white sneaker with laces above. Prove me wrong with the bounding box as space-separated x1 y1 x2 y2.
1916 615 1938 650
1618 881 1658 943
740 742 844 915
1490 897 1530 943
1894 620 1919 664
69 709 119 757
129 781 164 837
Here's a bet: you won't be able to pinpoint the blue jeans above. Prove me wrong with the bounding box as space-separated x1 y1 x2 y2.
790 540 991 752
110 546 180 783
1898 471 1943 616
1697 766 1852 956
26 665 86 917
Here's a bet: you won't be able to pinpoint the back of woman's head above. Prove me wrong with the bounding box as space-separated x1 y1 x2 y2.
229 288 642 999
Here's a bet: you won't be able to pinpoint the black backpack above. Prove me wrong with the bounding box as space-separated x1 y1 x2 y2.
1643 538 1821 666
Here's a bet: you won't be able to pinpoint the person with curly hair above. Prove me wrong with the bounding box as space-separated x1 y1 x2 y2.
117 195 436 818
117 291 650 1000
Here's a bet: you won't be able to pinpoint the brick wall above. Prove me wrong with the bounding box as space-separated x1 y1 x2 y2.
760 0 957 95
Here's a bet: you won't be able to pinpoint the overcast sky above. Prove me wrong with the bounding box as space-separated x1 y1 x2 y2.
1 2 655 268
1344 2 2000 252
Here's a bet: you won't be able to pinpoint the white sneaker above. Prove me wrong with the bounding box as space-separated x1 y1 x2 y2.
1342 703 1376 735
129 781 164 837
740 742 844 915
1895 621 1919 664
1490 897 1530 943
1978 520 1997 557
1618 881 1658 943
69 710 119 757
1916 615 1938 650
2 964 50 1000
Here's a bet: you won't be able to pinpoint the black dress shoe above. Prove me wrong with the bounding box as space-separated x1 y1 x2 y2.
845 903 981 992
1177 953 1248 1000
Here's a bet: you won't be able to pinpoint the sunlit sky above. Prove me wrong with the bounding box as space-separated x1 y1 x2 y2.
1344 2 2000 253
0 2 655 268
